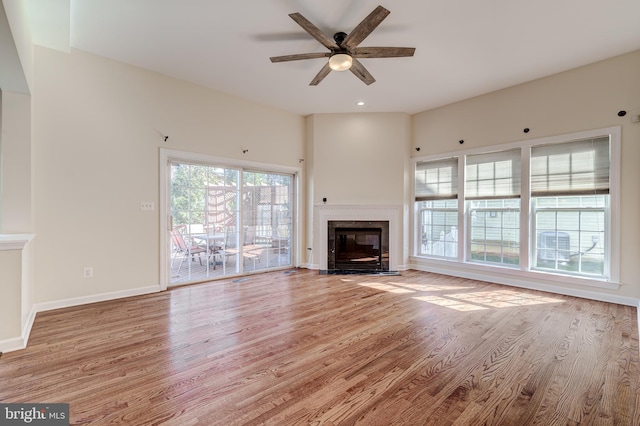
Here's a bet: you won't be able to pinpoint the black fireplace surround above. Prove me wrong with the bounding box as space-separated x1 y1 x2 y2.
327 220 390 273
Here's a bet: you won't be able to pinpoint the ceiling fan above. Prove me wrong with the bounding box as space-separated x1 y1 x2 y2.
269 5 415 86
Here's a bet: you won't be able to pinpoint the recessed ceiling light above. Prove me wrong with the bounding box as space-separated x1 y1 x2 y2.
356 101 365 106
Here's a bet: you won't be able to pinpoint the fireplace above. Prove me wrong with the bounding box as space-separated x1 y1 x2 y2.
315 204 400 272
328 220 389 272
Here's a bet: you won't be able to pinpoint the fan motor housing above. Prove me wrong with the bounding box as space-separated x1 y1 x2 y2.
333 32 348 45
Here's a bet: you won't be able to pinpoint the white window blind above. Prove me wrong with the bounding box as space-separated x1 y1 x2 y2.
530 137 610 197
465 149 521 199
415 158 458 201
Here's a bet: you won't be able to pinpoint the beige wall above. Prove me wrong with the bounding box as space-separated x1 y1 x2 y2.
1 90 31 233
32 46 305 304
308 113 410 205
0 249 21 340
412 50 640 300
306 113 412 267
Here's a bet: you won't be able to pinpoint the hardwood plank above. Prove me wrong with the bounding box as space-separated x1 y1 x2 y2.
0 269 637 425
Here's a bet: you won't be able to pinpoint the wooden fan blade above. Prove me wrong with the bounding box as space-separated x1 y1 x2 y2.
341 6 390 50
289 13 339 50
352 47 416 59
270 52 331 63
349 58 375 85
310 63 332 86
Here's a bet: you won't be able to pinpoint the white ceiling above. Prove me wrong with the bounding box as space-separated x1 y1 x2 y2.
29 1 640 115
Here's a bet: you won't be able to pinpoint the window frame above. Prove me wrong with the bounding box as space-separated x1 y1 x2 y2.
160 148 301 290
464 148 522 268
416 200 459 258
414 157 461 259
531 197 609 278
467 201 521 268
412 126 620 287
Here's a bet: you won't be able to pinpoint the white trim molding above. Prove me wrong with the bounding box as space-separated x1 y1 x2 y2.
159 148 302 290
0 233 35 251
1 284 161 353
637 300 640 352
34 285 161 313
409 257 633 306
315 204 402 271
0 336 26 353
0 234 36 353
0 307 37 353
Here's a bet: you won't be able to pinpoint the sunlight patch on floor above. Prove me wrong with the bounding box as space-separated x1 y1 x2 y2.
348 279 565 311
413 295 488 311
449 290 564 307
358 282 415 294
388 282 476 292
415 289 565 311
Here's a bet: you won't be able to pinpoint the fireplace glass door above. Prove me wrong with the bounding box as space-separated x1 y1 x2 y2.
327 220 390 272
334 228 382 270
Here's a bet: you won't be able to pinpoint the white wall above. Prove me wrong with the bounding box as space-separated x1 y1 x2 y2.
412 50 640 302
32 46 305 306
306 113 411 267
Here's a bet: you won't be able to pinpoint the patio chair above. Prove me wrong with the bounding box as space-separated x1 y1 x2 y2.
171 228 207 273
224 226 261 268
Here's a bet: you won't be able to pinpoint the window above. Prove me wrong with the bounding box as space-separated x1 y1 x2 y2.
415 158 458 258
466 149 521 267
531 137 610 277
169 161 294 285
468 199 520 265
413 128 617 284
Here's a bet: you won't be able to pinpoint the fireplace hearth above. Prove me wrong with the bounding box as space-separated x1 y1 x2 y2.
327 220 390 273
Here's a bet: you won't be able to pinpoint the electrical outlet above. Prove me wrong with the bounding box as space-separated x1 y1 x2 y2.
140 201 154 211
83 267 93 278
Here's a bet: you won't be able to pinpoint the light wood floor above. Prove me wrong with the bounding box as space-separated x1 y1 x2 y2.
1 269 638 425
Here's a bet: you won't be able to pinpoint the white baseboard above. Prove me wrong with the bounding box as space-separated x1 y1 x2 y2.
20 307 37 348
34 285 161 313
0 285 162 354
0 336 27 353
410 263 637 307
0 307 37 353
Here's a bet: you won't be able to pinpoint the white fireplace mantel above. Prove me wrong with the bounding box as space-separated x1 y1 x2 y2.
314 204 401 271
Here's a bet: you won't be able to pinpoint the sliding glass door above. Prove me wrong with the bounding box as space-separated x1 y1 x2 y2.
169 161 294 285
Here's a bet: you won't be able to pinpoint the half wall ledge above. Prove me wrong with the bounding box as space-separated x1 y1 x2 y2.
0 234 35 250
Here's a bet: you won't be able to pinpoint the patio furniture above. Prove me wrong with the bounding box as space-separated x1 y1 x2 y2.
171 228 207 273
224 226 261 268
192 232 226 269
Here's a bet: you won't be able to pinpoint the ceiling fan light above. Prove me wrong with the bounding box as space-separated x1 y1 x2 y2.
329 53 352 71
